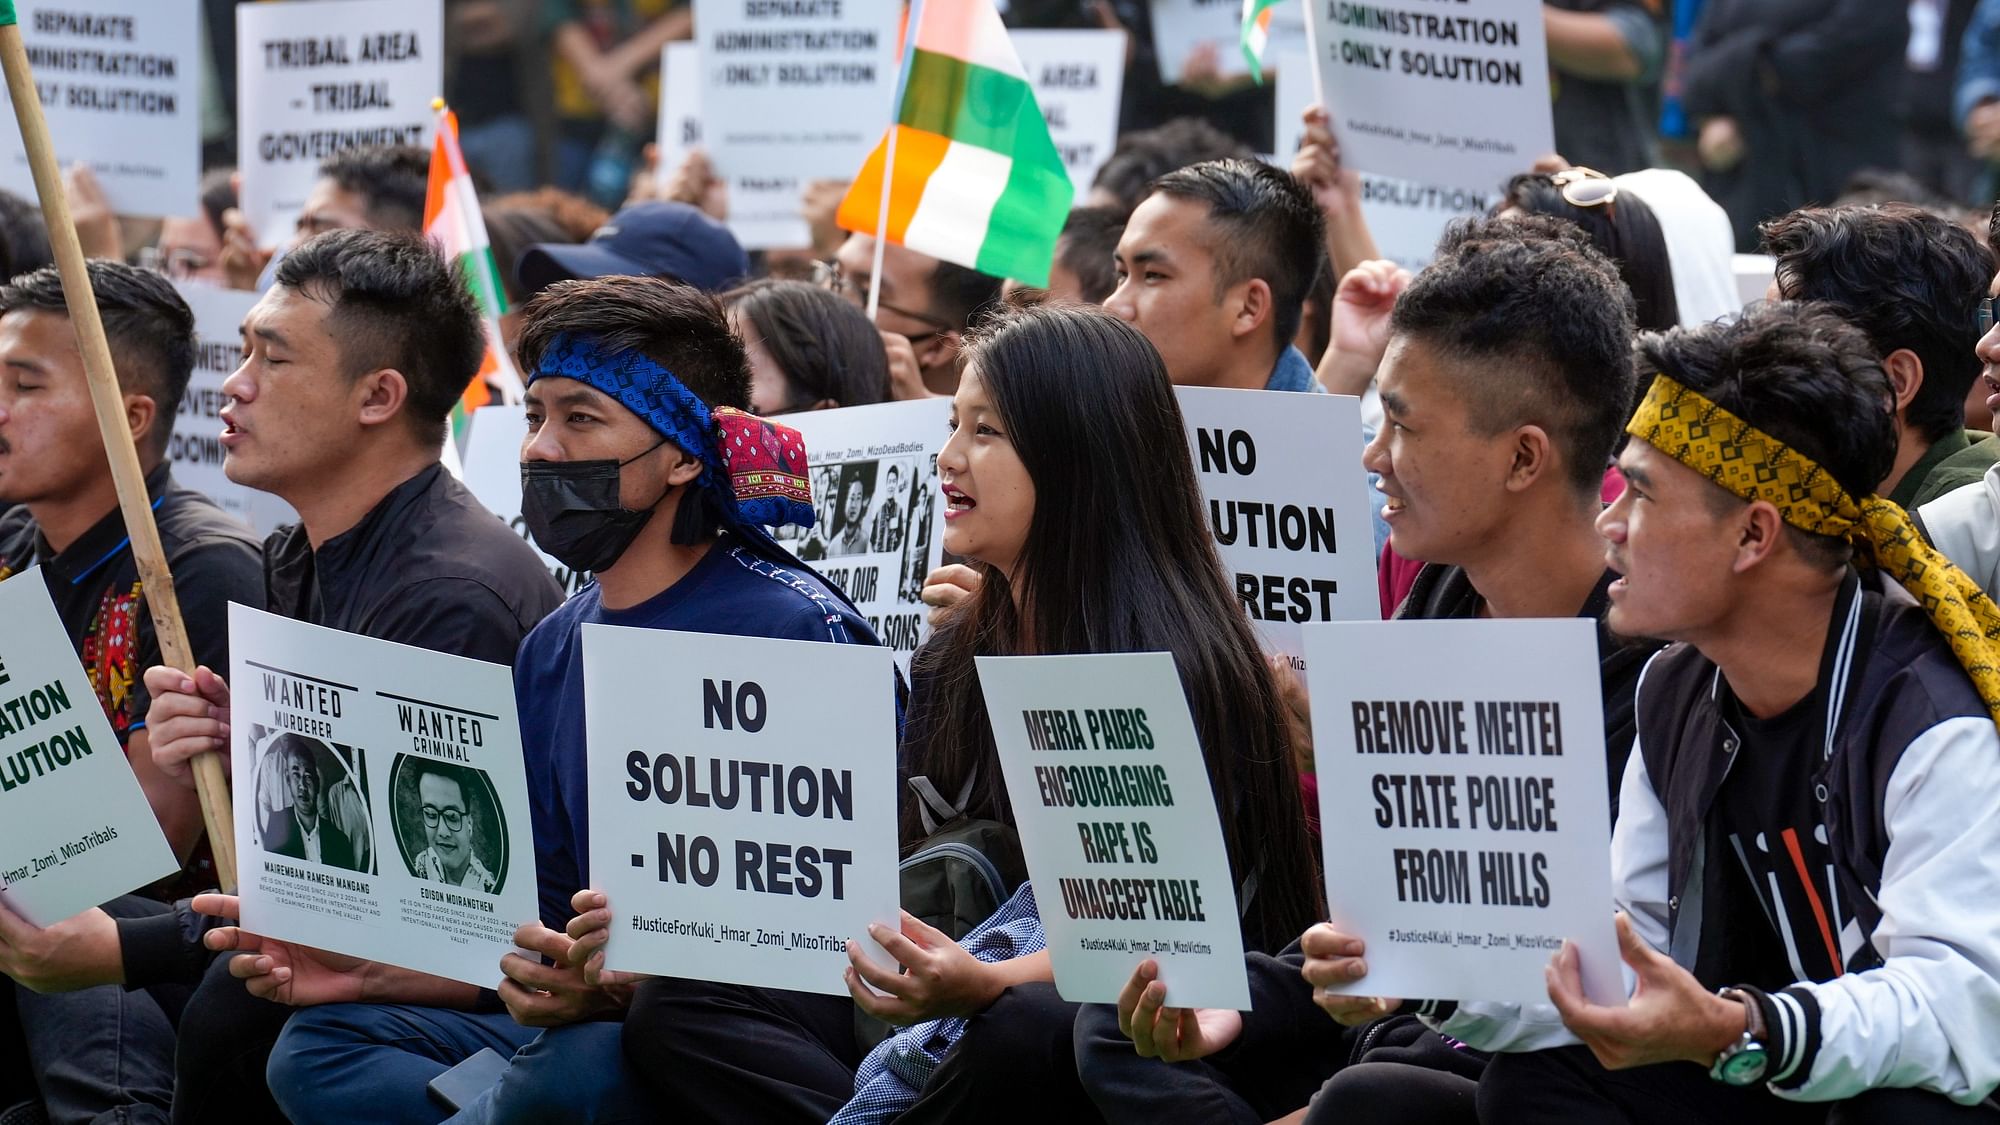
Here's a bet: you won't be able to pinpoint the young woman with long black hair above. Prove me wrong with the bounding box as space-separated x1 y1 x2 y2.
574 303 1321 1122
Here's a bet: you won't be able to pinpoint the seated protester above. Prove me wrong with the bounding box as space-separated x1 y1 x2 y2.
829 234 1003 398
0 261 263 1125
1915 202 2000 591
1075 215 1666 1125
1762 204 1997 510
240 276 878 1125
609 304 1324 1125
1105 158 1323 393
133 228 563 1123
722 279 891 414
1357 303 2000 1122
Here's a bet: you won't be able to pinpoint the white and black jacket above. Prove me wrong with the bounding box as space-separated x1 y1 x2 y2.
1423 573 2000 1105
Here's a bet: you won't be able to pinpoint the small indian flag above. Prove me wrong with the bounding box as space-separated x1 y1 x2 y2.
424 99 522 439
836 0 1073 287
1241 0 1283 83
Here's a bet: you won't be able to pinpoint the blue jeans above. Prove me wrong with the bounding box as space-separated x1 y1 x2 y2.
267 1005 647 1125
16 981 175 1125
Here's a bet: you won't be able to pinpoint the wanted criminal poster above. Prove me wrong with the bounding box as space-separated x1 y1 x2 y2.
587 626 901 995
1305 617 1622 1007
978 652 1252 1009
0 570 176 925
230 604 539 988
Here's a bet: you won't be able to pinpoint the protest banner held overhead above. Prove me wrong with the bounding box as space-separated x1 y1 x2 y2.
173 282 297 537
586 626 901 995
236 0 443 249
1306 0 1553 194
1305 617 1622 1007
773 399 948 669
0 571 178 926
1177 387 1379 668
0 0 199 217
1149 0 1251 85
230 604 541 988
692 0 898 249
977 651 1252 1009
656 40 702 181
1012 29 1126 191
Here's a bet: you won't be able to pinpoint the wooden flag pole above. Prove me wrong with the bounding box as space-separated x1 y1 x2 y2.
0 4 237 892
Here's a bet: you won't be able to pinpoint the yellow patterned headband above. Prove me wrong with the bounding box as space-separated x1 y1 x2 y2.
1627 372 2000 723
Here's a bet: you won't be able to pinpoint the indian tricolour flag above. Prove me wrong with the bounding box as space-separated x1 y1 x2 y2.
836 0 1073 287
1241 0 1282 82
424 99 522 439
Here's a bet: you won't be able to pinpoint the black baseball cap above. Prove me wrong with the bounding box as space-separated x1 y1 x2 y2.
516 201 749 294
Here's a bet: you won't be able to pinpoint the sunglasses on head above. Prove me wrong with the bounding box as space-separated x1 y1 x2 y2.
1550 166 1618 209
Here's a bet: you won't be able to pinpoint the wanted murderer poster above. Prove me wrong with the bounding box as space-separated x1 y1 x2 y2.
1177 387 1379 670
692 0 897 248
1306 0 1553 194
586 626 901 995
0 571 176 926
229 604 538 988
0 0 200 217
236 0 443 249
174 283 296 536
777 399 948 669
1304 618 1622 1006
977 652 1252 1009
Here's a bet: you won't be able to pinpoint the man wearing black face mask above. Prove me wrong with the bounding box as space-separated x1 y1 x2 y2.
235 275 883 1125
130 229 562 1122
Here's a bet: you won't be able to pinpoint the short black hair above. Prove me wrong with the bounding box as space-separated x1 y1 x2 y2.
1054 206 1125 304
1497 173 1680 331
275 229 484 446
516 277 752 545
928 259 1004 333
1089 118 1253 212
1761 204 1994 445
1144 158 1324 349
0 260 196 456
722 278 889 409
317 145 430 233
1390 214 1637 495
1635 302 1897 569
0 190 51 280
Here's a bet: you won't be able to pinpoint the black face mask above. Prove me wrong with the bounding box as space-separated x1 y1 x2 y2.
519 441 669 575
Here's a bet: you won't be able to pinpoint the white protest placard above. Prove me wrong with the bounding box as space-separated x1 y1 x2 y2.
1149 0 1249 85
978 652 1250 1008
1012 29 1125 191
230 604 540 988
458 405 590 599
777 399 947 670
173 283 298 537
1273 53 1488 272
236 0 443 250
1304 618 1622 1006
656 40 703 176
693 0 898 249
587 627 901 994
0 571 176 926
0 0 199 217
1307 0 1552 194
1177 387 1378 668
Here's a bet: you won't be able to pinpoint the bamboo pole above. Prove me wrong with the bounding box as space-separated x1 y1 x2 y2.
0 4 236 892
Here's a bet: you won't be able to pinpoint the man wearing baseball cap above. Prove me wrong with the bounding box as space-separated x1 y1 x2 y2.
515 201 750 294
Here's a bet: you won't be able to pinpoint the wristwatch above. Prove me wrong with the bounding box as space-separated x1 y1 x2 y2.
1709 987 1769 1086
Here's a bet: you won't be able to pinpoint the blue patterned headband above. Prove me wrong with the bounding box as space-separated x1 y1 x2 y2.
529 332 814 531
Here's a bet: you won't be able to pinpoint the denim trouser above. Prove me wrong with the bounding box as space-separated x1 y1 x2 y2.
15 981 175 1125
266 1004 648 1125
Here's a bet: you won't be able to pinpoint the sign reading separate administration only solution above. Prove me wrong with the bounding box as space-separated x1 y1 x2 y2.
775 399 948 672
1177 387 1379 669
236 0 442 249
0 571 177 926
0 0 200 217
1306 0 1552 194
230 604 540 988
587 627 901 995
1304 618 1622 1007
978 652 1251 1009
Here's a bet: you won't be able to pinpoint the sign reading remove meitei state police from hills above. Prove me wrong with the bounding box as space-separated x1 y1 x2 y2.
0 570 177 926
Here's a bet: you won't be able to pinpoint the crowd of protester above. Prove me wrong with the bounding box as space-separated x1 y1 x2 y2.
7 2 2000 1124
